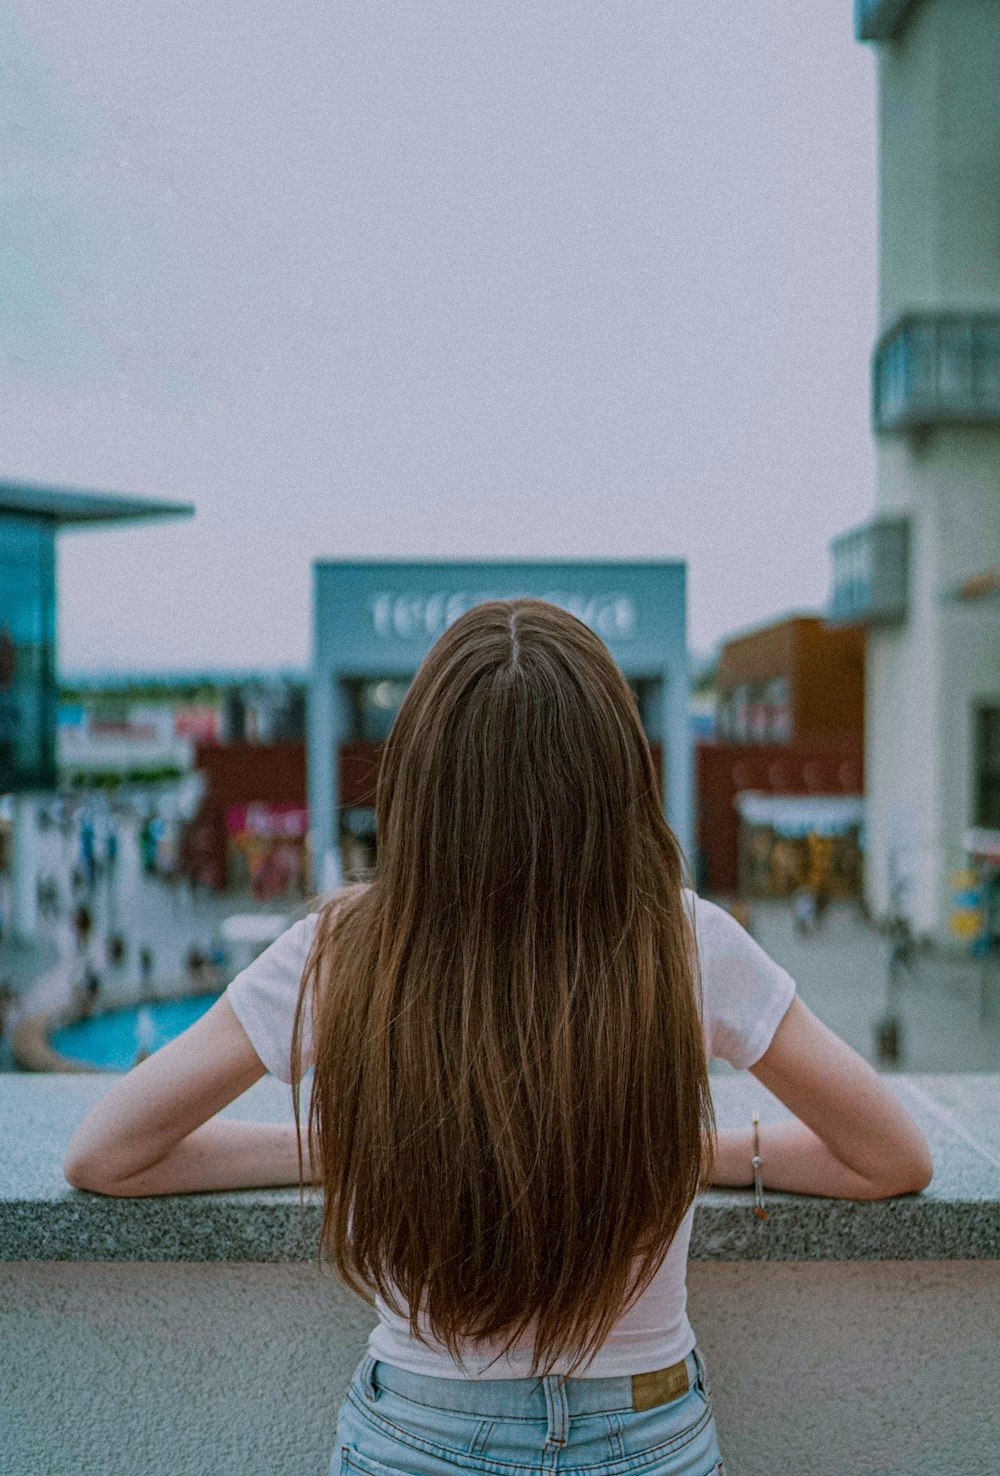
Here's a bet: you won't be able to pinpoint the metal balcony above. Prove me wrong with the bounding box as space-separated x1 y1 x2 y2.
830 516 910 626
855 0 920 41
872 314 1000 433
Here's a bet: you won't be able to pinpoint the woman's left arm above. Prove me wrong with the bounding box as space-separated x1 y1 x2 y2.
63 995 319 1197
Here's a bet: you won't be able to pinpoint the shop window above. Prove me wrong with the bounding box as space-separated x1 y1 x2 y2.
344 678 411 743
626 677 663 743
974 705 1000 829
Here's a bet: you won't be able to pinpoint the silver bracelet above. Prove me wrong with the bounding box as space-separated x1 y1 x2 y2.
751 1111 769 1221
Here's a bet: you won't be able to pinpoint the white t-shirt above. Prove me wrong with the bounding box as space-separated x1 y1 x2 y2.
225 889 795 1379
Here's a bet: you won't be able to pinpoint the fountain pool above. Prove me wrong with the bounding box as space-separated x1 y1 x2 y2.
50 995 221 1071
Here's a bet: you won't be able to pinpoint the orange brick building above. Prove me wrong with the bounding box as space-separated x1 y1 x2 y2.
715 615 864 745
698 616 865 894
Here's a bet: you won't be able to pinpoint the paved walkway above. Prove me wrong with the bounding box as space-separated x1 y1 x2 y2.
4 823 998 1079
0 809 300 1071
729 897 1000 1074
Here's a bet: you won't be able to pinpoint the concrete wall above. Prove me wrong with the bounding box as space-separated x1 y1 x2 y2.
3 1259 998 1476
936 429 1000 916
7 1072 997 1475
866 436 944 926
868 424 1000 932
879 1 1000 318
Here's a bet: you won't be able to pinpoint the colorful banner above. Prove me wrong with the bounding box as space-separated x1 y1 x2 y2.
226 803 309 839
173 705 220 741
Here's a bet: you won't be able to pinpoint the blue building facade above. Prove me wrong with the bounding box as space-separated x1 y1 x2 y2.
0 512 58 793
309 560 690 886
0 482 193 943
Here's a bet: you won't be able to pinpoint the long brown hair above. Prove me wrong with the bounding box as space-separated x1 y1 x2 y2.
291 598 714 1379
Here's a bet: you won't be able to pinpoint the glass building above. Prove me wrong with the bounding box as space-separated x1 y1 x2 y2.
0 512 57 793
0 481 193 941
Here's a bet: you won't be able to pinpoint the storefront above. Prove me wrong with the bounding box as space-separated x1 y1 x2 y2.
735 792 865 900
958 828 1000 950
225 801 309 899
309 561 689 887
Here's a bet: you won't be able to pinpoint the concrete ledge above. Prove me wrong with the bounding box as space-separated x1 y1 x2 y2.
2 1072 998 1262
3 1072 999 1475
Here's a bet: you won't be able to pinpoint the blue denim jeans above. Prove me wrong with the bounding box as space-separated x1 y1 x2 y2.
331 1346 727 1475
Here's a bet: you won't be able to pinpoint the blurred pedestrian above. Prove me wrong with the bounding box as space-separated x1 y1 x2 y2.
73 902 93 953
0 979 14 1042
792 885 817 937
186 944 207 989
82 964 101 1016
139 945 154 997
140 818 158 876
80 817 97 891
39 872 61 918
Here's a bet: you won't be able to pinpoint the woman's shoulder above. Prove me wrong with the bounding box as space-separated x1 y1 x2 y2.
681 888 797 1068
679 888 752 960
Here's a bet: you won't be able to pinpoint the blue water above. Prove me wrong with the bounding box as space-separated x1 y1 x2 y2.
51 995 221 1071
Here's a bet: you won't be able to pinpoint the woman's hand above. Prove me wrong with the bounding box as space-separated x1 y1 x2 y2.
63 995 317 1197
705 997 934 1201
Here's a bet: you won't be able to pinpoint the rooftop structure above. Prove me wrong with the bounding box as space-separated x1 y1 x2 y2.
855 0 919 41
0 480 194 528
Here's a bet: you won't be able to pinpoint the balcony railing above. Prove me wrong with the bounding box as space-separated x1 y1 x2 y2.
873 314 1000 432
829 515 910 626
855 0 920 41
3 1070 998 1474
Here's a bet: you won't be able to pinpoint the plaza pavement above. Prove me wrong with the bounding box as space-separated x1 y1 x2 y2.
729 897 1000 1075
3 817 998 1077
0 809 300 1071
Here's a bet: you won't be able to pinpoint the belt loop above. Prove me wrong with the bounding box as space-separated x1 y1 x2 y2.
692 1345 709 1393
542 1373 569 1450
359 1353 379 1403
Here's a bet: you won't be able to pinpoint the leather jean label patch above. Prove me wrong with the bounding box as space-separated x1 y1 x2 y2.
631 1361 690 1412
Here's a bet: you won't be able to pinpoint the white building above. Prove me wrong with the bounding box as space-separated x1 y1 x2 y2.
831 2 1000 938
57 704 195 782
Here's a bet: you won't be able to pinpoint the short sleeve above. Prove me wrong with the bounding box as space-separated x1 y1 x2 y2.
686 891 796 1069
224 913 320 1082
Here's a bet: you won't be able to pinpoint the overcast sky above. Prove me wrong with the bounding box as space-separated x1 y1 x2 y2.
1 3 878 674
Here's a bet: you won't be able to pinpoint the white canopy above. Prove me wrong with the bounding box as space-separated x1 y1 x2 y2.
735 792 864 838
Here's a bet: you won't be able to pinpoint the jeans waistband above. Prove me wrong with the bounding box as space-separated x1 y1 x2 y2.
356 1347 704 1420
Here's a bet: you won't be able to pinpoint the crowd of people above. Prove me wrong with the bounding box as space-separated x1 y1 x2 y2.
30 803 185 1020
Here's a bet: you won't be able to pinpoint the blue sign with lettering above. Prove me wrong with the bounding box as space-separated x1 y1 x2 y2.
309 560 690 882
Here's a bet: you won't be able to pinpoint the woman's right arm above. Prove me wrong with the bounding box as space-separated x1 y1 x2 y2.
707 996 934 1200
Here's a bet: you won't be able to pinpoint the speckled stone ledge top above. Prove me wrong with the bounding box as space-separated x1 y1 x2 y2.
2 1072 998 1262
